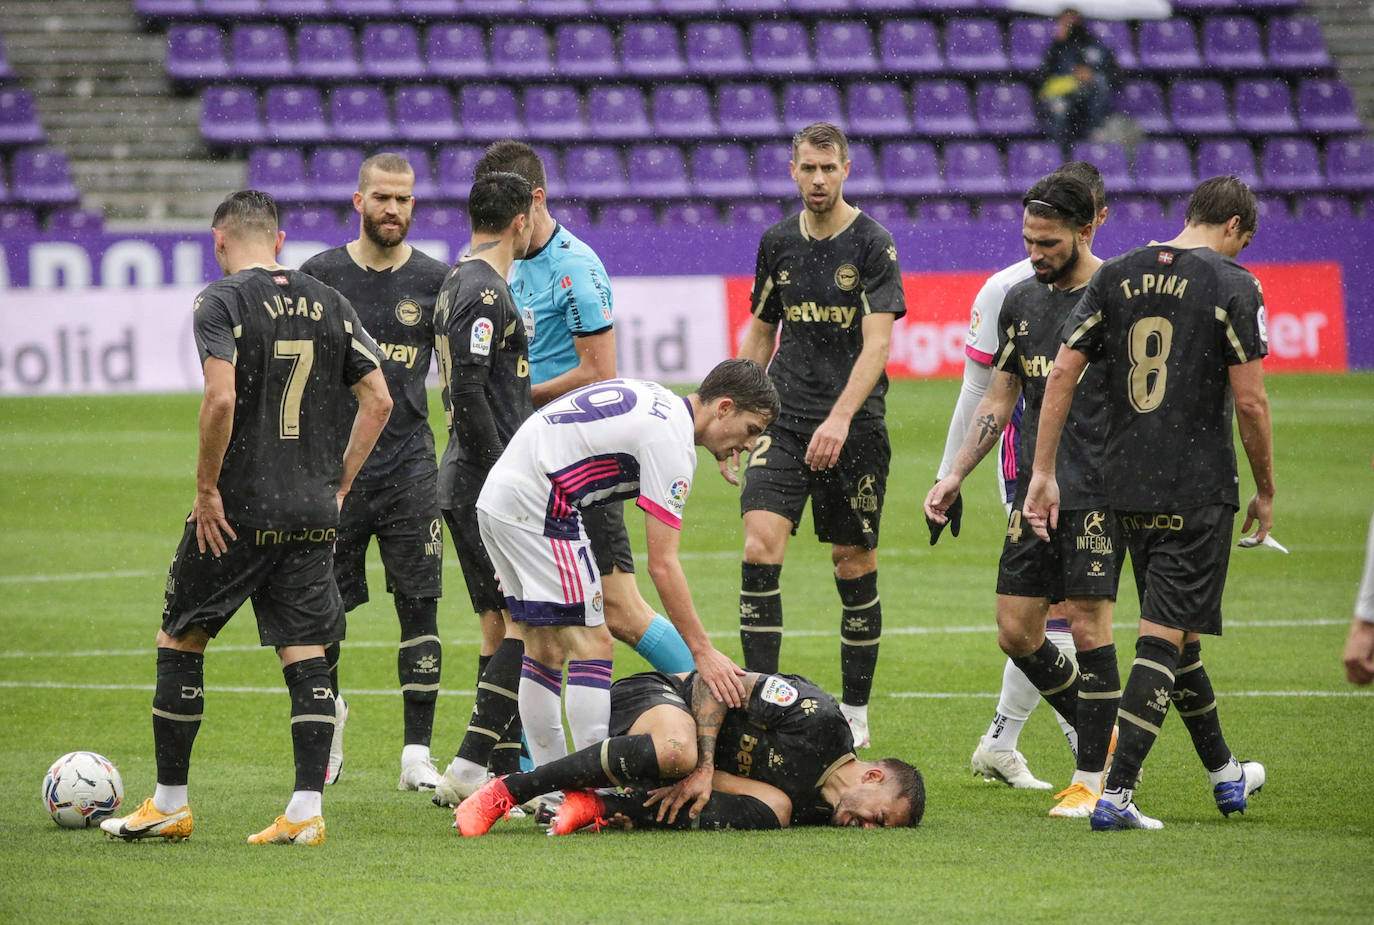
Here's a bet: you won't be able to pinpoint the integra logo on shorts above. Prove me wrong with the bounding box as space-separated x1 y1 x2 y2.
1075 510 1114 553
783 301 859 328
425 518 443 557
254 527 338 545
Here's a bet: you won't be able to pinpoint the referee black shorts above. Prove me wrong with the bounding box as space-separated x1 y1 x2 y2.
1120 504 1235 636
333 471 443 611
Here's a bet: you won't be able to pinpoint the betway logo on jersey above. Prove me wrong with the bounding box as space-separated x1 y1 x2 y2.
376 342 421 368
783 301 859 328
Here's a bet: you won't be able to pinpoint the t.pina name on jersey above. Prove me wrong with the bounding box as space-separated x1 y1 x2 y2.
1118 273 1189 301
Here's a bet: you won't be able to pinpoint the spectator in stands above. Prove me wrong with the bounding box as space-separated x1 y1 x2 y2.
1036 9 1118 147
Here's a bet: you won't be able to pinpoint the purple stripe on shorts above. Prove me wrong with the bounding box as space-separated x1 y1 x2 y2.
521 656 563 695
566 659 613 690
1046 617 1072 633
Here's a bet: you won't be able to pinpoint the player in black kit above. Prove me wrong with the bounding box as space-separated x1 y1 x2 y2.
1026 176 1276 830
734 123 906 749
299 153 452 792
428 172 539 807
926 172 1121 819
455 669 924 835
102 190 392 846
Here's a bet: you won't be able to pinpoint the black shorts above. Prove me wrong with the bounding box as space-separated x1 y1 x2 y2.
608 671 692 736
1120 504 1234 636
442 502 503 615
333 471 443 611
739 424 889 548
161 520 345 647
997 507 1123 602
582 500 635 576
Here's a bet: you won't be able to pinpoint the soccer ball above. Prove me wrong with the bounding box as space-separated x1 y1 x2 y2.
42 751 124 829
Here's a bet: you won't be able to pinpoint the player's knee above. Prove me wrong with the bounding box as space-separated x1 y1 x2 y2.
831 546 875 578
996 626 1039 659
653 732 697 778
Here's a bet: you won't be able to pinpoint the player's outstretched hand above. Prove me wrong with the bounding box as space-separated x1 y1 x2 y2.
1023 471 1059 542
644 766 713 823
189 488 237 557
717 450 741 486
1239 492 1273 544
804 415 850 471
694 646 747 708
924 478 963 545
1343 618 1374 685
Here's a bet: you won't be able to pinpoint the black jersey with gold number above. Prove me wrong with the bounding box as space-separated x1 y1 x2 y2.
299 245 449 490
994 279 1109 509
192 267 382 529
750 211 906 434
1062 245 1269 511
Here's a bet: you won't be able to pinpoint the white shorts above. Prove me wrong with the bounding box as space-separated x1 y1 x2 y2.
477 509 605 628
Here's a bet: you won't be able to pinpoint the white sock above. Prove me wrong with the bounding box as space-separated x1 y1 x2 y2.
1100 786 1131 810
153 784 187 813
565 683 610 751
1071 769 1104 792
1208 756 1242 786
401 744 431 768
445 756 486 784
519 674 568 768
840 702 869 726
987 658 1037 749
284 790 322 822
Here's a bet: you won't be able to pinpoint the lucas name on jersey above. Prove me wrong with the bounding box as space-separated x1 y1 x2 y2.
261 293 325 322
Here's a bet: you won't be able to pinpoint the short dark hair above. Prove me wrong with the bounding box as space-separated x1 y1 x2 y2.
1054 160 1107 213
358 152 414 192
474 140 547 192
467 171 533 234
1185 175 1258 235
696 358 780 422
211 189 278 240
791 122 849 164
1023 173 1097 228
878 758 925 827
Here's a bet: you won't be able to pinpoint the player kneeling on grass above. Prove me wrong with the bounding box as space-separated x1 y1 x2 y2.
454 670 924 834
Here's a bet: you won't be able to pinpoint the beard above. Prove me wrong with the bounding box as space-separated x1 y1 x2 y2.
1033 241 1079 285
362 210 408 248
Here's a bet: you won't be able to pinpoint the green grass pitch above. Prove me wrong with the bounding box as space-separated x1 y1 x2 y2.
1 373 1371 923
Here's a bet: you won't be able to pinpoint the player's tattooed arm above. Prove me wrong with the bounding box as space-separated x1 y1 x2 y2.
944 370 1021 482
975 412 1003 447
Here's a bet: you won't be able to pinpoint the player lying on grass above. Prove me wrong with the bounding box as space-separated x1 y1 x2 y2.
454 669 925 834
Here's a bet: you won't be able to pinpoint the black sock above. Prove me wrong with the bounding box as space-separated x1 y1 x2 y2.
740 561 783 673
1074 643 1121 774
599 790 782 831
1173 640 1233 773
478 653 492 685
504 734 658 805
283 656 335 792
397 595 440 748
152 648 204 786
324 641 341 695
1106 635 1180 792
1010 637 1080 730
838 571 881 706
457 637 524 768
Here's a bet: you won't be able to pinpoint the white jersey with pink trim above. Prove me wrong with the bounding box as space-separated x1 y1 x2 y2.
476 378 697 540
966 258 1034 363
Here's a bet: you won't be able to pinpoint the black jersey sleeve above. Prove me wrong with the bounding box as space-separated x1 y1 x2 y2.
339 297 383 387
860 227 906 320
192 286 237 366
993 285 1024 374
1219 265 1270 365
1061 268 1108 361
749 233 784 324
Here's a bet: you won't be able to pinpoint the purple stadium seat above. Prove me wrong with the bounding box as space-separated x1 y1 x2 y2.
590 0 657 16
754 143 796 197
394 85 458 142
976 81 1036 135
1251 195 1290 224
554 24 617 79
730 200 784 226
330 86 393 142
0 90 46 146
918 198 973 223
1137 19 1202 72
853 0 918 10
461 0 525 13
426 24 488 80
945 18 1008 73
944 142 1009 196
685 23 750 78
461 85 521 140
1233 79 1297 135
660 0 718 13
528 144 564 199
842 143 882 198
391 146 437 199
265 0 332 16
135 0 200 16
816 21 878 74
847 82 912 138
1197 139 1260 189
587 86 651 141
663 202 722 229
0 36 11 82
653 85 716 140
750 21 813 75
201 85 262 146
294 25 360 81
1072 140 1132 193
1115 80 1170 135
310 146 365 201
913 80 977 137
1134 139 1197 195
1110 196 1165 223
980 198 1023 223
621 23 686 78
525 86 587 142
1261 137 1323 192
1267 15 1331 71
627 144 690 199
46 208 105 233
232 25 293 80
202 0 265 15
692 143 755 198
1173 0 1238 10
563 145 629 200
861 200 908 225
597 203 656 229
783 83 845 132
1326 138 1374 192
1088 21 1137 71
718 0 786 13
1170 80 1233 137
166 26 230 83
1006 140 1064 193
490 25 552 80
530 0 590 15
281 207 346 236
791 0 850 11
1298 80 1362 134
718 84 782 140
880 141 943 196
438 145 484 199
1294 195 1353 221
0 207 39 236
247 148 309 201
879 20 943 74
1203 17 1265 71
361 24 424 80
263 85 329 143
548 202 591 229
1008 18 1052 72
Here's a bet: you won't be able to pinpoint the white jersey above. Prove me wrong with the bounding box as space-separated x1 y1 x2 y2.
966 258 1035 363
1358 512 1374 623
477 378 698 539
